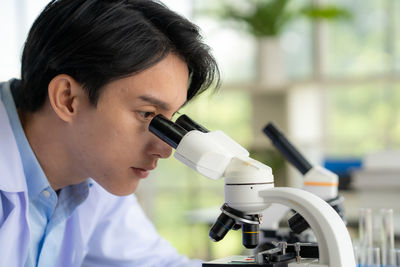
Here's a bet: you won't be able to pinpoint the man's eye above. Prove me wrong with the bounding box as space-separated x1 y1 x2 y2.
138 111 156 120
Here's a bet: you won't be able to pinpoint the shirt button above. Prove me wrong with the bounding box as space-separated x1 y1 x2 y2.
42 190 51 198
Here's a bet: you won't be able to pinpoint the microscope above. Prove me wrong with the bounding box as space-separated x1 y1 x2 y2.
149 114 355 267
258 123 345 243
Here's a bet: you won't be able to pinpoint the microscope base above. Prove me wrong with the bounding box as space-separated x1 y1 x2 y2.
203 256 325 266
202 255 294 266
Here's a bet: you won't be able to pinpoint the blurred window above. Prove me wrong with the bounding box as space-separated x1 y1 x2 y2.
324 0 400 157
326 83 400 157
0 0 49 80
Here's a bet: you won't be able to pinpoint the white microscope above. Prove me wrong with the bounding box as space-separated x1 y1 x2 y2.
149 114 355 267
258 123 345 243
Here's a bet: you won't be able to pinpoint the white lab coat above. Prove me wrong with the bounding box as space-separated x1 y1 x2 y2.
0 81 202 267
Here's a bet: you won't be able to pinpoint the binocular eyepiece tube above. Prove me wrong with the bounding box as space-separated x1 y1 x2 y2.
148 114 188 149
148 114 210 148
175 114 209 133
263 122 312 175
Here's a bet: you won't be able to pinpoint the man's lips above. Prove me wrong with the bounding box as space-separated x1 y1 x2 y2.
131 167 152 178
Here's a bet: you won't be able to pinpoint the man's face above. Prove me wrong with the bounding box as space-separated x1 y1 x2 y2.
71 53 188 195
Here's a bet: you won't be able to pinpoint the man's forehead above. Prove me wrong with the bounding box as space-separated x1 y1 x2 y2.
138 94 186 112
139 95 170 110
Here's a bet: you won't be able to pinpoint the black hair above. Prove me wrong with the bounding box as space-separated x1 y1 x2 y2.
19 0 220 112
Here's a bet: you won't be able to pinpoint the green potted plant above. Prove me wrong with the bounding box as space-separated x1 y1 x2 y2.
208 0 352 87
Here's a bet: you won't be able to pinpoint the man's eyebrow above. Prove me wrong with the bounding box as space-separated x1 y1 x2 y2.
139 95 171 110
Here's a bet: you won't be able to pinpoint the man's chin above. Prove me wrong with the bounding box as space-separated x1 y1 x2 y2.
99 180 140 196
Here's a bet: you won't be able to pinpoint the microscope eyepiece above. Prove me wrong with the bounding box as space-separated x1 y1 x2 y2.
175 114 209 133
263 123 312 175
149 114 188 149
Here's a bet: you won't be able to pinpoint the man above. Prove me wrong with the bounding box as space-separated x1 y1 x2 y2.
0 0 219 266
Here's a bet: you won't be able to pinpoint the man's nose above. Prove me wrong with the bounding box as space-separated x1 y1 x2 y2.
149 135 173 159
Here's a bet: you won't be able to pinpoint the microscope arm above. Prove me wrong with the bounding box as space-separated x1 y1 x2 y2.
259 187 355 267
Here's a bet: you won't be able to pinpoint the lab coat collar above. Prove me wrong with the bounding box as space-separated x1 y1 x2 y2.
0 80 28 192
1 79 50 200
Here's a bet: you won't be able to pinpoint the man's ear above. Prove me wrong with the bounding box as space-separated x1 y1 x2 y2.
48 74 87 122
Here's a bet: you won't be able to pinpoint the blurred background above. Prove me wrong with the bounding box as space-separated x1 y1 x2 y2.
2 0 400 262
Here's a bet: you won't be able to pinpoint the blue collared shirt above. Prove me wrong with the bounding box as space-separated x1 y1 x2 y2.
1 79 89 267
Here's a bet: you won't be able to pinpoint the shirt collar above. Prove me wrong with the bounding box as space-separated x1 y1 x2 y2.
0 80 27 192
1 79 50 200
